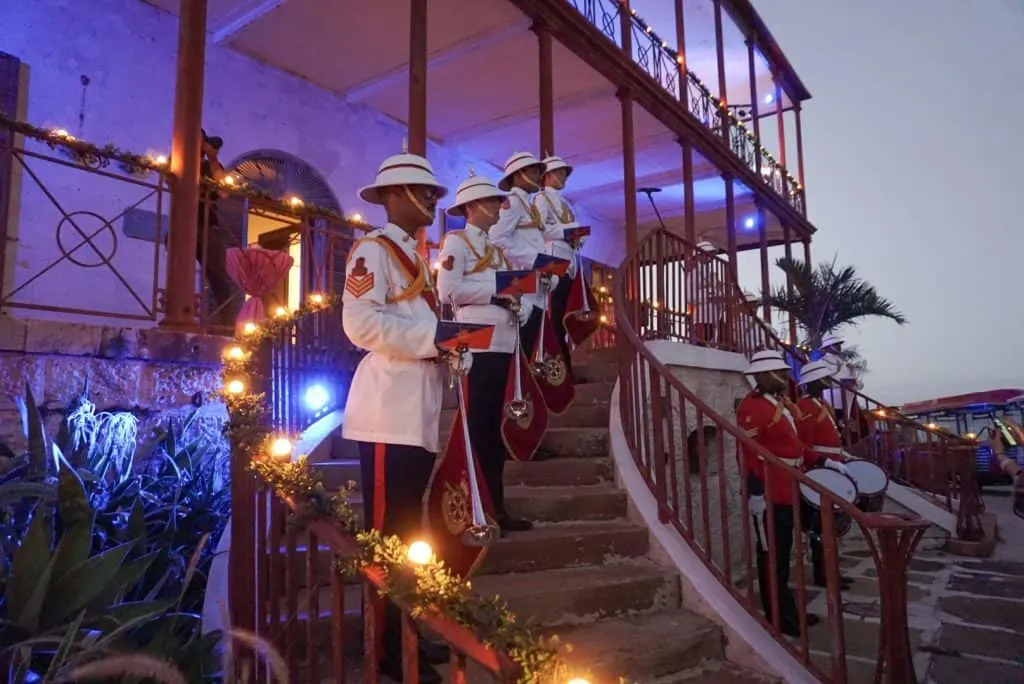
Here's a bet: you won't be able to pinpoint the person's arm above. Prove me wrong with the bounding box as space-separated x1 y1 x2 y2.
490 203 536 270
436 235 494 307
202 143 227 182
341 239 438 360
535 192 578 242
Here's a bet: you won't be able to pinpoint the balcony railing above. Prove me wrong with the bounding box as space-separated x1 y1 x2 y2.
565 0 806 216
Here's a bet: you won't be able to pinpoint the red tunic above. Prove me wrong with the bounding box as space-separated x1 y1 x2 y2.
795 395 844 466
737 391 817 506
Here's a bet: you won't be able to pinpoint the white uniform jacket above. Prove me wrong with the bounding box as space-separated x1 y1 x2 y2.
436 225 533 355
534 187 581 279
821 351 856 415
341 223 443 453
490 186 558 311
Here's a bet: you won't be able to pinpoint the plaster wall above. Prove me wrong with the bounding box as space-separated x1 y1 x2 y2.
1 0 615 326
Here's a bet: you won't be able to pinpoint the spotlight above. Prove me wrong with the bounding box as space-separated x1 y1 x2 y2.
304 384 329 411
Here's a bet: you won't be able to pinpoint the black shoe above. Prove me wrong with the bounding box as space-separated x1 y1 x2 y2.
498 515 533 533
532 448 557 462
418 639 450 665
379 658 442 684
814 575 853 589
779 613 820 637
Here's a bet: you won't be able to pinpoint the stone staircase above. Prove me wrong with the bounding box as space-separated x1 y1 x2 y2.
281 347 778 682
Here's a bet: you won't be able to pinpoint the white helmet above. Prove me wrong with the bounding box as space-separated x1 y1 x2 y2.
745 349 790 375
799 360 835 385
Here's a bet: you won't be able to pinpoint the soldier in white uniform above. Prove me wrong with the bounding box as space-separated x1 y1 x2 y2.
687 240 723 345
534 154 581 376
437 173 534 534
819 334 854 413
341 151 454 684
489 151 559 358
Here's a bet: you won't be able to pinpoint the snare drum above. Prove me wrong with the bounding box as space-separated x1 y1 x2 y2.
845 459 889 513
799 468 859 538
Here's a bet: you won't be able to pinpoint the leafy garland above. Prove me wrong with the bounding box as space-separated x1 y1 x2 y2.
219 294 574 683
0 112 169 177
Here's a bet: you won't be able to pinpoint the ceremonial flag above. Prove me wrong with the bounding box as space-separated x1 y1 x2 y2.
496 270 539 297
562 226 591 243
435 321 495 353
531 254 571 278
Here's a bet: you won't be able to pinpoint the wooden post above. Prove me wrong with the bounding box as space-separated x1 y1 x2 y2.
620 0 633 57
681 141 696 245
803 239 811 266
724 175 737 347
746 40 762 174
783 223 796 345
161 0 208 330
535 20 554 156
758 203 771 323
674 0 687 107
712 0 728 142
619 88 638 257
0 52 20 300
774 79 787 198
795 102 806 211
409 0 428 257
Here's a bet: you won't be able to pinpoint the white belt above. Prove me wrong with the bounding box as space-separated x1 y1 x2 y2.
815 446 844 455
758 455 803 467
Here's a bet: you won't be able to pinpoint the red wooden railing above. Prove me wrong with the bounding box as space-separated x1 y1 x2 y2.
614 228 930 683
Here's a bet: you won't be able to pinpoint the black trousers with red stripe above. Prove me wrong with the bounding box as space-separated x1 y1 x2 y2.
357 442 435 665
466 352 513 517
549 273 574 372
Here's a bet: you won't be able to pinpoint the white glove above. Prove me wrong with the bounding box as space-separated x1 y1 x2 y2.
549 274 560 291
747 495 766 518
823 459 849 476
461 350 474 374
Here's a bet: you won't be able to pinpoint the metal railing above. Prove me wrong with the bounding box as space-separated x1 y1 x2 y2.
615 228 929 682
564 0 805 215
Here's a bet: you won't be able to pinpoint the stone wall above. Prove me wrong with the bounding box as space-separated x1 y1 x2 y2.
639 361 751 582
0 317 228 462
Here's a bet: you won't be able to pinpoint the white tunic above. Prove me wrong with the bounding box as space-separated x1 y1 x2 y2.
490 186 559 311
341 223 442 453
436 224 533 355
821 351 856 415
534 187 581 279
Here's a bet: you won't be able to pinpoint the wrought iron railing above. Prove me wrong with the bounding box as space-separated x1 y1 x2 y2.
615 228 927 682
564 0 805 216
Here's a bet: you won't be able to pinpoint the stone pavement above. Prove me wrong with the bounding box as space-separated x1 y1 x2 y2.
796 506 1024 683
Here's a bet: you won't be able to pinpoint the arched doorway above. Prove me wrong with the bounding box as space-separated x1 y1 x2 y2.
229 149 342 213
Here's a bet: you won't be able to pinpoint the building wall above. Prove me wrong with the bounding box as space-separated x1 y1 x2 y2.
0 0 617 327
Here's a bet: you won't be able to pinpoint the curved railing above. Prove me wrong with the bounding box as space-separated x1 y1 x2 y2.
613 228 928 682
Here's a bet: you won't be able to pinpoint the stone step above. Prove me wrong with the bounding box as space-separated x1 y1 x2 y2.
541 426 609 458
438 401 609 433
574 361 619 384
572 346 618 367
574 380 615 405
504 456 614 487
656 660 782 683
556 611 724 682
505 484 627 522
469 560 680 626
480 520 648 574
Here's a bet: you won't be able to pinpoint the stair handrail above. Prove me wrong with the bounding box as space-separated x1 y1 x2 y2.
612 227 929 682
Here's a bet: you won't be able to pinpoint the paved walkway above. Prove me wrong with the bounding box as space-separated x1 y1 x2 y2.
799 491 1024 683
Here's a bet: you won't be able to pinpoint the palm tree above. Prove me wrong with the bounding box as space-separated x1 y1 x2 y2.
766 256 907 350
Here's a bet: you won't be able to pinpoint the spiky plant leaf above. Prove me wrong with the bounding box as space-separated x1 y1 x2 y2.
6 508 55 631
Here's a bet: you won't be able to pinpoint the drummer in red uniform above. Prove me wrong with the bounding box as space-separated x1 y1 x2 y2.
737 349 820 637
794 360 855 590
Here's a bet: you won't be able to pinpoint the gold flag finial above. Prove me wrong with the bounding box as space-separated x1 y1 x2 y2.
468 165 476 177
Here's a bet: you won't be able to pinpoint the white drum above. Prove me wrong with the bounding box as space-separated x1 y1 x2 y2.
800 467 858 538
800 468 859 509
845 459 889 512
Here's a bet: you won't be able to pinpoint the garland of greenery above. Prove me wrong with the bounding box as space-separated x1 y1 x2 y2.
219 293 573 683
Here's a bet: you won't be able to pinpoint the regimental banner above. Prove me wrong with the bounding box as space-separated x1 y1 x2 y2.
532 311 575 415
500 350 549 462
496 270 538 297
531 254 571 278
563 272 600 346
425 387 496 579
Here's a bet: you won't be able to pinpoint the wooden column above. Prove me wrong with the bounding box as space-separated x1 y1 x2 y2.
724 175 737 348
757 203 771 322
161 0 209 330
619 88 638 256
803 239 811 266
409 0 428 258
712 0 728 142
745 40 762 173
783 223 796 345
620 0 633 56
795 103 806 211
773 79 788 198
681 142 696 245
535 20 554 156
674 0 688 107
0 52 20 298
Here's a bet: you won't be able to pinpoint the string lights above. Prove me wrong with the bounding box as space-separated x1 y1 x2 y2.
612 0 802 193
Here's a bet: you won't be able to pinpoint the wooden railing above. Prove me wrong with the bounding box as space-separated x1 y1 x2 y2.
615 228 929 682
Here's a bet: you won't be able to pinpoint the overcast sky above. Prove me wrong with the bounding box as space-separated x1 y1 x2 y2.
729 0 1024 404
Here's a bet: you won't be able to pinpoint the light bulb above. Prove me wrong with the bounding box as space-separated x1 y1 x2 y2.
965 432 977 440
270 438 292 459
242 322 258 335
351 213 362 223
599 315 609 324
308 292 325 306
288 196 304 207
274 306 289 318
226 379 246 394
567 679 592 684
224 345 245 361
927 423 937 430
222 175 236 186
154 154 168 166
407 541 433 565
